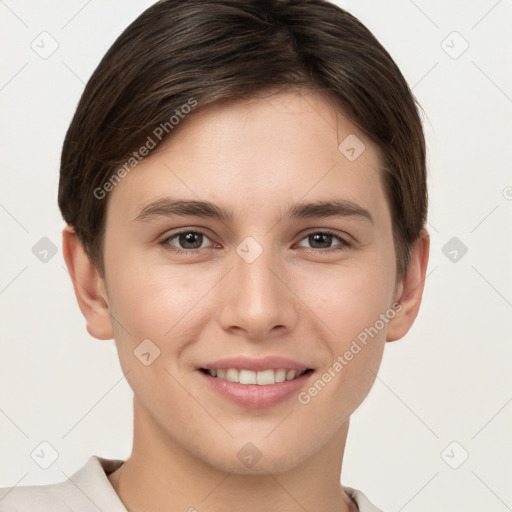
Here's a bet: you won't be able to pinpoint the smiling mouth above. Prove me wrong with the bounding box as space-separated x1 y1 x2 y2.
199 368 314 385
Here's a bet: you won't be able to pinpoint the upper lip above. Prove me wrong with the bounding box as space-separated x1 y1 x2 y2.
199 355 313 372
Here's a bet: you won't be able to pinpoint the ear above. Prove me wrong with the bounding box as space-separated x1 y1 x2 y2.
386 229 430 342
62 225 114 340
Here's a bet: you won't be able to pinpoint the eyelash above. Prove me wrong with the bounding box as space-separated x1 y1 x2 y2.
160 229 352 255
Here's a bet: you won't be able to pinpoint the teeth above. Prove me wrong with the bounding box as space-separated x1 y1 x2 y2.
275 368 286 383
205 368 308 385
226 368 238 382
286 369 296 381
240 369 257 384
256 369 273 385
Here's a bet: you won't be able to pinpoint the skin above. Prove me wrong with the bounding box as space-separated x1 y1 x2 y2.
63 89 429 512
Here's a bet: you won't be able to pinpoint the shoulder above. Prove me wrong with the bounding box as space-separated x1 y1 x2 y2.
344 485 386 512
0 456 126 512
0 480 73 512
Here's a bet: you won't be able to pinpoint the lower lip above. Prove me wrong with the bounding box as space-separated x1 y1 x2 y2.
198 370 314 408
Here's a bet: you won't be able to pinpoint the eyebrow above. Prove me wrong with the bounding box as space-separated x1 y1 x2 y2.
132 197 373 224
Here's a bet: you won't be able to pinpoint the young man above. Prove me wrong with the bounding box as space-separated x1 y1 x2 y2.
0 1 429 511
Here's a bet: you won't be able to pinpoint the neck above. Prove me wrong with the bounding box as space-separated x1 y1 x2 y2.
108 398 357 512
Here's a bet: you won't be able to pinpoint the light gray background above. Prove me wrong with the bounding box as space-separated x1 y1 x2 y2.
1 1 511 510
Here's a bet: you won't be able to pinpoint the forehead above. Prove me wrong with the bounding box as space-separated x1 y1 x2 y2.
105 90 389 228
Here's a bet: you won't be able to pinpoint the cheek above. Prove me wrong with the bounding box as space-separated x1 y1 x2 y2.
295 257 394 409
105 255 223 373
296 284 390 431
298 258 395 344
106 251 197 331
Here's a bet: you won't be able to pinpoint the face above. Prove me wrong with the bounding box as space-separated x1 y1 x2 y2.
98 90 402 474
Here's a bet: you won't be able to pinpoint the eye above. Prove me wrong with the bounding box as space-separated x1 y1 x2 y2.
296 230 352 252
160 229 352 255
161 230 214 254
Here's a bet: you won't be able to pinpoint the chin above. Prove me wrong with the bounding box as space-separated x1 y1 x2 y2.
218 457 302 476
201 441 309 476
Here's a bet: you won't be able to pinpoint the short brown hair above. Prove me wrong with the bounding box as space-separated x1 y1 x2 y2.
58 0 427 279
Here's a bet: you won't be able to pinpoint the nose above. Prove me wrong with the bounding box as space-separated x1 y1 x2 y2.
217 240 299 341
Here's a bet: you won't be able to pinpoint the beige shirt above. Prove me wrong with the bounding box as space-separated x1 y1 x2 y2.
0 456 384 511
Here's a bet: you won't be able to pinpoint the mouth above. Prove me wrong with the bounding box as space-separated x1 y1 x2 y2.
196 355 316 407
199 367 314 385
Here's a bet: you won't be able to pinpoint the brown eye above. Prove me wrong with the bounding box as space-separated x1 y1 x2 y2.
297 231 351 252
161 230 213 253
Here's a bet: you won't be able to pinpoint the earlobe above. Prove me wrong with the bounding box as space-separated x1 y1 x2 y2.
386 229 430 342
62 225 114 340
